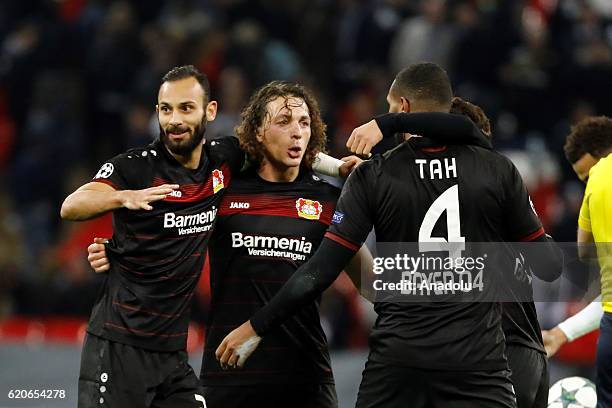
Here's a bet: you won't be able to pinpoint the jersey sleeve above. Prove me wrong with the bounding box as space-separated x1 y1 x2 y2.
374 112 492 150
210 136 245 175
578 188 592 232
502 160 545 241
326 162 376 250
91 155 131 190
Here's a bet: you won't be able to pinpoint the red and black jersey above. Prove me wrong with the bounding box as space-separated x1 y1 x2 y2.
87 137 243 352
326 136 544 371
201 169 340 386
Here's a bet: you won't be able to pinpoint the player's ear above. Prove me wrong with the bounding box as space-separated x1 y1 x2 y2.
400 97 410 113
155 104 159 114
206 100 218 122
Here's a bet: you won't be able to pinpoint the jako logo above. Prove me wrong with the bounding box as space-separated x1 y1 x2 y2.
296 198 322 220
168 190 182 198
229 202 250 209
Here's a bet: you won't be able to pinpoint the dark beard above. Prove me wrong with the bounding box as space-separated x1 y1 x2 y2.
160 119 207 157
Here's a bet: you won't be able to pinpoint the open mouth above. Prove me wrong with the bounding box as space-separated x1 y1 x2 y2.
288 146 302 159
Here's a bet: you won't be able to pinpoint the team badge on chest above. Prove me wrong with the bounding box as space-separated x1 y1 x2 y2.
296 198 322 220
212 169 225 194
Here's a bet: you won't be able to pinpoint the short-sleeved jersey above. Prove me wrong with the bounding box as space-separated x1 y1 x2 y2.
325 137 544 370
201 169 340 386
579 153 612 313
88 137 243 352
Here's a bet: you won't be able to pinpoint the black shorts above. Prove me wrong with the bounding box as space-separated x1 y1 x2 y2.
202 383 337 408
78 334 206 408
506 344 548 408
356 359 517 408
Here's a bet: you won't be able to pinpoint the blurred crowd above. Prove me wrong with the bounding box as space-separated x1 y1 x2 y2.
0 0 611 349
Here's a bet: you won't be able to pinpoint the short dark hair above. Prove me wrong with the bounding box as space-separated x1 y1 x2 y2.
564 116 612 163
391 62 453 110
236 81 327 168
161 65 211 104
451 96 491 137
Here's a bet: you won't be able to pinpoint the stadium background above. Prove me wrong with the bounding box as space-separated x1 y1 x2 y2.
0 0 611 406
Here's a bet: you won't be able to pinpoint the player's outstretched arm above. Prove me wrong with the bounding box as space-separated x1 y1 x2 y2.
346 112 489 156
60 182 179 221
216 237 357 368
542 299 603 357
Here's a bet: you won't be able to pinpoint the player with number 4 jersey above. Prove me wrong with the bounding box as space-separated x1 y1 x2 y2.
375 94 554 408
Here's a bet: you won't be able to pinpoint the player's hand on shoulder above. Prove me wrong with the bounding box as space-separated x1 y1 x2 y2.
88 237 110 273
119 184 179 211
339 156 364 178
346 119 383 156
215 320 262 369
541 326 568 358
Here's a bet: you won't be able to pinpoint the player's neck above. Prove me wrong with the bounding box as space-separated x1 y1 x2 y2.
257 160 299 182
165 144 203 170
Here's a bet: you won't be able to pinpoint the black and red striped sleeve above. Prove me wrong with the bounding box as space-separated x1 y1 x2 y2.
90 154 131 190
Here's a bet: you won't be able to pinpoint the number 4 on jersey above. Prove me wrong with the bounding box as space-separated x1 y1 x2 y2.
194 394 207 408
419 184 465 258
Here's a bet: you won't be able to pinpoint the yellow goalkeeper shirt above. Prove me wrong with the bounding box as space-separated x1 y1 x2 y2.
579 153 612 313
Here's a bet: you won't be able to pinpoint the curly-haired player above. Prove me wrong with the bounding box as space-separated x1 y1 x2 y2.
544 116 612 407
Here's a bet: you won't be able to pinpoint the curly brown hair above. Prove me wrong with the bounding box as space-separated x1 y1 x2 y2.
450 97 491 137
564 116 612 164
235 81 327 168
